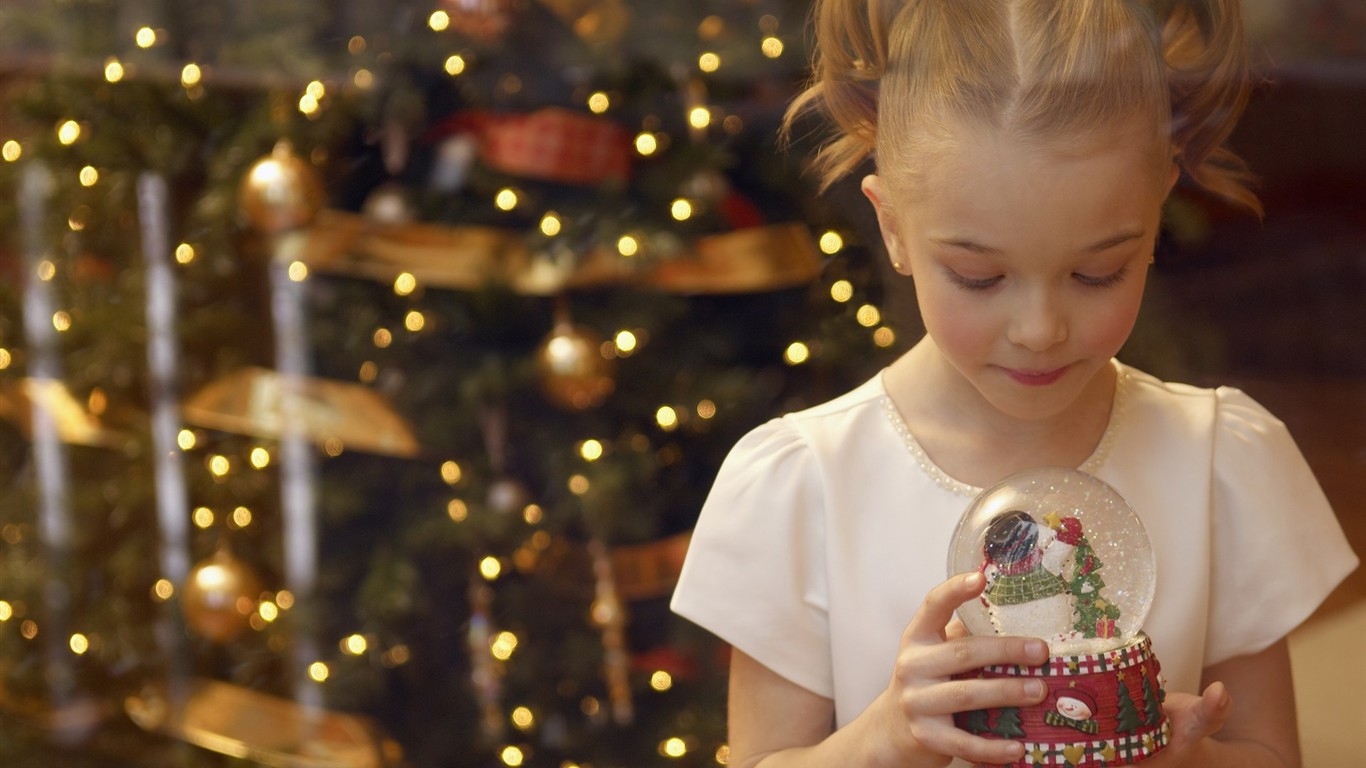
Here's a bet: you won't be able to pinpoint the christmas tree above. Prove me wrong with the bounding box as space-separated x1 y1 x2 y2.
0 1 899 766
1069 534 1121 638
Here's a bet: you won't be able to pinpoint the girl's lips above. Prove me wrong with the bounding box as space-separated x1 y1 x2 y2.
1002 365 1069 386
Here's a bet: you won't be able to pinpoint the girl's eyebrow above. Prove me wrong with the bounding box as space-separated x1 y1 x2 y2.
930 229 1145 255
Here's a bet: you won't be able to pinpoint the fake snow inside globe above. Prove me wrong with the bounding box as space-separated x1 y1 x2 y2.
948 468 1170 766
947 466 1156 656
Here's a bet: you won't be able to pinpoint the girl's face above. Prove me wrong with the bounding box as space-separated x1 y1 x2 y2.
866 122 1174 422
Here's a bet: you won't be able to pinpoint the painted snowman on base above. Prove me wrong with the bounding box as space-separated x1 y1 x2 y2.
981 510 1082 643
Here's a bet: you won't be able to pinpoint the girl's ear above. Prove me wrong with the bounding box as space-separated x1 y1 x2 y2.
860 175 910 275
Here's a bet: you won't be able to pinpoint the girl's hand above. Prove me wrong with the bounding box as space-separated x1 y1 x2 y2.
1135 683 1232 767
878 571 1050 767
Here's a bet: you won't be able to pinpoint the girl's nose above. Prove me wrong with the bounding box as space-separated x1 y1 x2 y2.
1007 289 1068 352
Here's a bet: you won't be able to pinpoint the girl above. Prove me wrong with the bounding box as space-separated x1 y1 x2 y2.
670 1 1358 767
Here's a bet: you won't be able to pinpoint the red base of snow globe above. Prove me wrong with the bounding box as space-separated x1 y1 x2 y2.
953 633 1170 767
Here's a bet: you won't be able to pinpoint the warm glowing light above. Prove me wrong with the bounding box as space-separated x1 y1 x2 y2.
587 92 610 114
696 399 717 419
698 52 721 73
445 55 467 76
20 620 37 639
104 58 125 82
819 230 844 254
784 342 810 365
670 199 693 221
830 279 854 303
661 737 687 757
177 429 196 450
856 304 881 327
373 328 392 348
511 706 534 729
0 349 10 370
308 662 330 682
1 141 20 162
192 507 214 528
616 235 639 257
69 633 89 655
152 580 174 601
522 504 543 524
688 107 711 130
539 212 562 237
581 697 600 716
614 330 638 354
500 746 524 767
276 591 295 610
495 188 519 211
441 460 462 485
175 243 196 264
232 506 253 528
762 36 785 58
635 132 658 156
37 260 56 281
404 310 426 332
359 361 378 383
299 93 320 115
78 166 98 186
348 36 367 54
567 474 590 494
716 744 732 764
288 261 308 281
249 447 271 469
342 634 368 655
258 601 279 622
656 406 679 430
480 557 502 581
181 63 202 87
447 498 469 522
57 120 81 145
490 631 519 660
208 454 231 477
135 27 157 48
353 69 374 89
650 670 673 691
52 311 72 332
388 272 417 296
429 11 451 31
580 439 604 461
306 80 325 99
874 326 897 348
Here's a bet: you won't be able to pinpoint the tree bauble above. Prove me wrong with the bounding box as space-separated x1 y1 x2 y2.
535 322 616 410
238 141 324 234
182 549 264 644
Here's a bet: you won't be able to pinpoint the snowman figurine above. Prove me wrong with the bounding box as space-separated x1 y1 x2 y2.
980 510 1081 643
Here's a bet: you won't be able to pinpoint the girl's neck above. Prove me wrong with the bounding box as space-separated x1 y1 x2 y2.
884 338 1118 489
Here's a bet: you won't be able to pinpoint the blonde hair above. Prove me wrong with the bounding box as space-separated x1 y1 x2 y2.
786 0 1259 214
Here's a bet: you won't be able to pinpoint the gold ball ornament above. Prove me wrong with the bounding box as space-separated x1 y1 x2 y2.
535 322 616 410
182 549 264 644
238 141 324 234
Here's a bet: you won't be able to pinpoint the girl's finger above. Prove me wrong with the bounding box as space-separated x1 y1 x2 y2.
904 675 1049 718
907 634 1049 679
903 572 987 643
912 720 1027 767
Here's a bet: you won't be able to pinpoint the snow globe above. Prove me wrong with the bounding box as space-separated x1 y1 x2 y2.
947 467 1169 766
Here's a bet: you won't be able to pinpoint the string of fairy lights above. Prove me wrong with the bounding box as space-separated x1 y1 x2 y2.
0 4 902 766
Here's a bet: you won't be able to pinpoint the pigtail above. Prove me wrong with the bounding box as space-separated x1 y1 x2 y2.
782 0 904 191
1154 0 1261 214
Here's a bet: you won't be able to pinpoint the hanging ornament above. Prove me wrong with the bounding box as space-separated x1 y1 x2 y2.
439 0 521 43
238 140 324 234
588 538 633 725
534 313 616 410
181 548 264 644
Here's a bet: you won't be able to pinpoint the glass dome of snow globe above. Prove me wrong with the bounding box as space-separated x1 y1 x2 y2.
947 467 1156 655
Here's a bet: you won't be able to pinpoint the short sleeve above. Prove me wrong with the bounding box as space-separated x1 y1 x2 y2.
1205 387 1359 665
670 418 833 697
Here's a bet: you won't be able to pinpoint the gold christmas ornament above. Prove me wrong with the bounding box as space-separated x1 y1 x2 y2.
238 141 324 234
534 321 616 410
182 549 264 644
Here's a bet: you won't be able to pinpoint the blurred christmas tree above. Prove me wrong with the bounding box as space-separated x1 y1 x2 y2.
0 1 902 766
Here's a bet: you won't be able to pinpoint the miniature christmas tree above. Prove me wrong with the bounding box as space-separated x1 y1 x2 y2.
1070 534 1123 638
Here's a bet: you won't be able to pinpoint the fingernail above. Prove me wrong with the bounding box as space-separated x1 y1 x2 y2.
1026 639 1047 659
1025 679 1045 698
965 572 984 589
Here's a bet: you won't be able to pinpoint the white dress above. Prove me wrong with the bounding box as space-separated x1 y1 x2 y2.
670 361 1358 765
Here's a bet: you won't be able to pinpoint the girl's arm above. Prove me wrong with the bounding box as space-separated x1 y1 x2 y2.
1145 640 1301 767
727 572 1050 768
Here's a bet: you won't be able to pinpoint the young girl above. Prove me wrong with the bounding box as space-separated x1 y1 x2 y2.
670 1 1359 766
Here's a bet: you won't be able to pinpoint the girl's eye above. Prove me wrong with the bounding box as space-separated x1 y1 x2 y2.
1073 266 1129 289
944 269 1003 291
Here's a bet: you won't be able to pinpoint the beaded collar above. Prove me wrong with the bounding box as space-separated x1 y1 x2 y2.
881 363 1130 498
